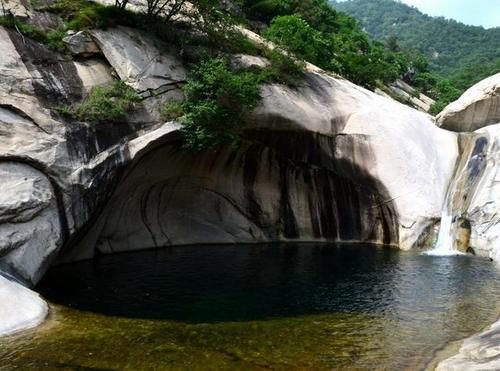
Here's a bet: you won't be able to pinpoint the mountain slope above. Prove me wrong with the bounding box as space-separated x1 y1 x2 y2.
331 0 500 78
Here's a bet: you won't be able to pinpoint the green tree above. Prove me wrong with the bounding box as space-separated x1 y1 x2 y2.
264 15 333 68
180 58 262 150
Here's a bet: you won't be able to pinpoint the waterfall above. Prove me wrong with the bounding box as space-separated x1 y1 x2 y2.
425 134 488 256
428 208 457 255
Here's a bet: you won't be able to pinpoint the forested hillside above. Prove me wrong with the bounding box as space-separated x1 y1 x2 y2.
332 0 500 89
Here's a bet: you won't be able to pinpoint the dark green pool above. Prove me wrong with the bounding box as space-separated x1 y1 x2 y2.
2 244 500 370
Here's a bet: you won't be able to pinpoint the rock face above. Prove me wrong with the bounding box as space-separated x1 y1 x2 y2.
57 72 459 261
250 75 457 250
0 22 460 282
1 7 499 361
458 124 500 260
386 79 436 113
0 275 48 336
90 26 187 93
0 163 62 285
437 73 500 132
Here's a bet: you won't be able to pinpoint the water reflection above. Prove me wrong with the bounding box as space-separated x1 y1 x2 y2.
2 244 499 370
37 244 500 324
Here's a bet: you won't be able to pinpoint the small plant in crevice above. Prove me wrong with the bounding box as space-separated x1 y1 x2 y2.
58 80 141 123
161 101 185 122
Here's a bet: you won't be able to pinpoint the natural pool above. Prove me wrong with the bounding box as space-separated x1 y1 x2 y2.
2 244 500 370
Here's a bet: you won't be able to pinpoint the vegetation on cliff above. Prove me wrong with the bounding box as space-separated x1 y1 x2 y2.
1 0 494 148
237 0 467 113
58 81 141 123
239 0 427 89
332 0 500 76
178 58 262 150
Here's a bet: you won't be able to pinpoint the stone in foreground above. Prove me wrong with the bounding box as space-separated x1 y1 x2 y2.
0 275 48 336
437 319 500 371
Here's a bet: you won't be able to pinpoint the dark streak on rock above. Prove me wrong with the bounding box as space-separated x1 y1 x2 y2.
243 144 271 238
279 162 299 239
7 30 84 106
140 184 159 247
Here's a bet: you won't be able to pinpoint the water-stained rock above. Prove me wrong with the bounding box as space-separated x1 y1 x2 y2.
61 138 399 261
461 123 500 260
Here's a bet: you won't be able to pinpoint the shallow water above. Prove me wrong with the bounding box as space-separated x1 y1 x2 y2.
2 244 500 370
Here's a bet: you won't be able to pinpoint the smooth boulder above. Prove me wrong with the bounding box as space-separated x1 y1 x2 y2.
0 275 48 336
437 319 500 371
437 73 500 132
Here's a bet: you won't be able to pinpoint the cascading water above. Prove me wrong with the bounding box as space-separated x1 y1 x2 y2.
426 134 489 256
428 207 457 255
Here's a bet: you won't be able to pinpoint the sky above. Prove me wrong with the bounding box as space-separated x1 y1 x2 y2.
338 0 500 29
401 0 500 28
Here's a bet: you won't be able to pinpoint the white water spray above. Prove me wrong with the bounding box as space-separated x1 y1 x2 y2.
425 208 463 256
424 135 489 257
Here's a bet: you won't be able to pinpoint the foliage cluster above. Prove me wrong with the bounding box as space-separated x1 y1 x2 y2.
333 0 500 76
59 81 141 123
172 58 262 150
333 0 500 113
238 0 428 89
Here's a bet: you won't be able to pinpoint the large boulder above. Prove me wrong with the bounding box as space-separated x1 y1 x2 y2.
249 74 458 250
437 73 500 132
63 30 101 57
